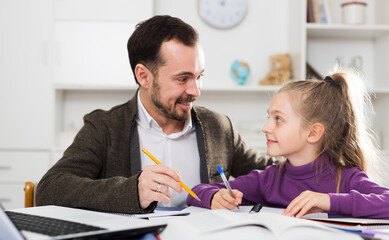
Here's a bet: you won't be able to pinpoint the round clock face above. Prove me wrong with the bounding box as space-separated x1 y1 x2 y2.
198 0 248 29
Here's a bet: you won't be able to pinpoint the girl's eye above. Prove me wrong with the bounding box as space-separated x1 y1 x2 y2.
276 117 282 123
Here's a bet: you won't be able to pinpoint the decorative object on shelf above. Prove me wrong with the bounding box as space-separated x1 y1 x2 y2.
198 0 247 29
259 53 292 86
341 1 367 25
306 62 323 80
230 59 250 85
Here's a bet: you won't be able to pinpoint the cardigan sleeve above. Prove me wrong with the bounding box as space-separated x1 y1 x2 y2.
329 169 389 219
36 113 155 214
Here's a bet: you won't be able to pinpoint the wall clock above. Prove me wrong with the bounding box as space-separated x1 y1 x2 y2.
198 0 248 29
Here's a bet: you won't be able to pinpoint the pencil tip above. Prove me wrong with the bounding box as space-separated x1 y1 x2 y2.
194 196 202 202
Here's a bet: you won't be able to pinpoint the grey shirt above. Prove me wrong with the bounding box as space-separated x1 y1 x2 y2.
36 92 273 214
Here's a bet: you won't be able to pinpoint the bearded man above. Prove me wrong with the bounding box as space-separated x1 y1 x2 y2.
36 15 274 214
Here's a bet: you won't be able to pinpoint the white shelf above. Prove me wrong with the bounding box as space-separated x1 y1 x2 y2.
306 24 389 39
372 88 389 94
54 82 389 95
54 83 137 90
203 85 280 92
54 83 281 93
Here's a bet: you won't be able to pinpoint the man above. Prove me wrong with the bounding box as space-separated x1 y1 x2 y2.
36 15 273 214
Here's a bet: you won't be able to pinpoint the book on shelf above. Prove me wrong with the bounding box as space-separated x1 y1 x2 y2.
307 0 315 23
160 207 360 240
307 0 332 24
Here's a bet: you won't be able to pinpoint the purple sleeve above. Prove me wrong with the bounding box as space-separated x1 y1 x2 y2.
187 169 266 209
329 169 389 219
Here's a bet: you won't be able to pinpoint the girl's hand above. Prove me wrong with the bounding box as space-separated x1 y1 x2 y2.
211 189 243 210
283 190 330 218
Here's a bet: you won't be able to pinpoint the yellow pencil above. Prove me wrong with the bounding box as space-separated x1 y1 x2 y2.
142 148 202 202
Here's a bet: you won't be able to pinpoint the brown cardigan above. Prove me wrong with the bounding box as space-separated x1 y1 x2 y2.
36 93 272 213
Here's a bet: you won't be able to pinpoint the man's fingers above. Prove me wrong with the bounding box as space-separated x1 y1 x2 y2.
148 190 171 205
154 183 172 199
152 174 183 193
147 164 181 181
142 165 183 193
139 165 183 209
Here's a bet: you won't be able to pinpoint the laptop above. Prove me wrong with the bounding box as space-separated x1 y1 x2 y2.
0 204 166 240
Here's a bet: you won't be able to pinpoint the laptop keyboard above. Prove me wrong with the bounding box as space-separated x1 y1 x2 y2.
6 211 105 236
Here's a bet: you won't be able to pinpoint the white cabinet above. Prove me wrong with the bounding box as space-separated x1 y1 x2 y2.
0 151 50 209
0 0 52 150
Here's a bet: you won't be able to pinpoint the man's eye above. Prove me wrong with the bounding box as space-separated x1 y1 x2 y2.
178 77 188 82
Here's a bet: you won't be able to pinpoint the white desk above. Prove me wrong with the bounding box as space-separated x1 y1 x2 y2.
150 206 362 240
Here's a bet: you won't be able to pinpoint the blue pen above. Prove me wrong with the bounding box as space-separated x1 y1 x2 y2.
217 165 240 210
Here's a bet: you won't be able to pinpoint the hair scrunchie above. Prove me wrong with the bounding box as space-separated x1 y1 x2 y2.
324 76 341 89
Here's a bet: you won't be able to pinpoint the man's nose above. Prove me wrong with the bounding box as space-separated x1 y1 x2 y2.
186 79 201 97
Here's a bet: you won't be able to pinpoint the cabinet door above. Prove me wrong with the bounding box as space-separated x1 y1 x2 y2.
0 0 52 149
0 183 25 209
0 151 50 209
0 151 50 183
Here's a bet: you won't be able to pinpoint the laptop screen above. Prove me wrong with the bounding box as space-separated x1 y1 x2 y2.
0 204 24 240
0 204 167 240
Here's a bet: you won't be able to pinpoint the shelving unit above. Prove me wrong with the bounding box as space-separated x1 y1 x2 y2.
299 0 389 150
292 0 389 187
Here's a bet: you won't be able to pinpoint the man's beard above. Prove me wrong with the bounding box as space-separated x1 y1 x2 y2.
151 79 196 122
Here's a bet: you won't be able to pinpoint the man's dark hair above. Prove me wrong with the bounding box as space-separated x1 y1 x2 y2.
127 15 199 84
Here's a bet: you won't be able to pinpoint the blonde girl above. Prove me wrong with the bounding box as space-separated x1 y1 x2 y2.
187 67 389 219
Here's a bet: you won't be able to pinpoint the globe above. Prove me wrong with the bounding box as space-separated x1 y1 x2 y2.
230 59 250 85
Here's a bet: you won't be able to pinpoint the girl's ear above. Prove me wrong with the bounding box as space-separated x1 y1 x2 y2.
135 64 152 88
307 123 325 143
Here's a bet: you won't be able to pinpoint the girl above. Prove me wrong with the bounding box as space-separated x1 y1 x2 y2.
187 67 389 219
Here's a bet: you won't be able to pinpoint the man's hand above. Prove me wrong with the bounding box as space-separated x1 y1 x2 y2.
211 189 242 210
282 190 330 218
138 164 183 209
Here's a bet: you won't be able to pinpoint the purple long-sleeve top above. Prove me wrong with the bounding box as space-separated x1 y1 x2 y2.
187 153 389 219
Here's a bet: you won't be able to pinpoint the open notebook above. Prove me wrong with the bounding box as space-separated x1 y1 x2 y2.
0 204 166 240
171 206 361 240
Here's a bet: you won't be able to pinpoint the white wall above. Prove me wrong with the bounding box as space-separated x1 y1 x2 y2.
153 0 291 150
154 0 290 88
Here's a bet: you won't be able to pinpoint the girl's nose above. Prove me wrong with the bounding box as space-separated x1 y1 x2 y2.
262 120 271 134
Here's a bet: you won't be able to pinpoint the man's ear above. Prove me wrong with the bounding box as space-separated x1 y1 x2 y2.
307 123 325 143
135 64 152 88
